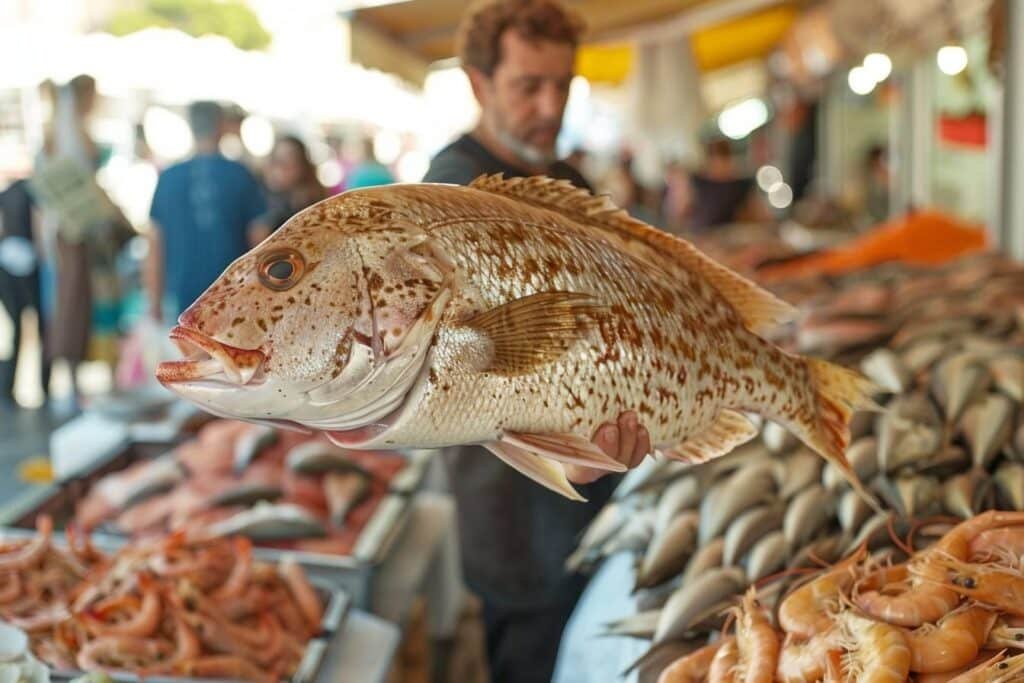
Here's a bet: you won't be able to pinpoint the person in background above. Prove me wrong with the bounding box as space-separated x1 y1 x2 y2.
687 137 771 231
344 137 395 190
0 179 48 410
146 101 266 322
662 161 694 234
250 135 327 244
863 143 890 224
422 2 650 681
603 150 660 225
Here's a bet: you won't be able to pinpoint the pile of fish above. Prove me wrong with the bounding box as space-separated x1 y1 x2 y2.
2 516 324 682
76 420 407 555
569 252 1024 679
658 511 1024 682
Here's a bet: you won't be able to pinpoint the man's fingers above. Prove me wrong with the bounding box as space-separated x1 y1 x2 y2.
564 463 602 484
593 423 619 459
617 412 638 464
632 426 652 469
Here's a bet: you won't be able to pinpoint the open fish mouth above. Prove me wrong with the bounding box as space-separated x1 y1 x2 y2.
156 326 266 386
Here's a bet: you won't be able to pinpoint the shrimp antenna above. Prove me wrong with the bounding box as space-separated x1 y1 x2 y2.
885 514 915 557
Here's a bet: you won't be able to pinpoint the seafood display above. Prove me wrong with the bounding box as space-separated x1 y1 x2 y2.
156 176 879 502
74 419 407 557
1 518 329 682
572 253 1024 680
656 511 1024 682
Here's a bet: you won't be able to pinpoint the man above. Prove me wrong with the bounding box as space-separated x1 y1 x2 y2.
423 2 648 680
146 101 266 321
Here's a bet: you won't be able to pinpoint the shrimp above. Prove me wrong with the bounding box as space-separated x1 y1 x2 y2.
707 636 738 683
178 654 275 683
855 512 1024 627
938 556 1024 617
75 635 173 672
970 527 1024 566
140 613 201 675
987 617 1024 650
658 642 721 683
833 610 911 682
778 544 868 639
0 571 21 603
733 587 780 683
0 515 52 570
213 537 252 600
903 604 997 673
776 631 839 683
947 650 1024 682
279 557 322 635
81 573 162 637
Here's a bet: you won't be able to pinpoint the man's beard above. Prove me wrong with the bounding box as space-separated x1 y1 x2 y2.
495 126 558 168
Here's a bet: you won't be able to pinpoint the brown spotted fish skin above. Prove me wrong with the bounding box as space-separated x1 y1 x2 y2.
159 175 878 502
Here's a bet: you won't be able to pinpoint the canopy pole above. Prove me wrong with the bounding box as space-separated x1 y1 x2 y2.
1000 0 1024 258
892 60 933 216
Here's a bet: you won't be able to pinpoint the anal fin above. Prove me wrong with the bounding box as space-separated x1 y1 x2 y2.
502 431 628 472
483 441 585 501
663 410 759 464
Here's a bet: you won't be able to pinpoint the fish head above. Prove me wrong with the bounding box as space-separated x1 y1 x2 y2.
156 192 451 434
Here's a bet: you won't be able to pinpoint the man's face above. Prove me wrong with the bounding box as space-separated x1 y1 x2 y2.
473 30 574 164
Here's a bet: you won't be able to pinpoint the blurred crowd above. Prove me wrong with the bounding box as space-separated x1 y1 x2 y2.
0 76 397 412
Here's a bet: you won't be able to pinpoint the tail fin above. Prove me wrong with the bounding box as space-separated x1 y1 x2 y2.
789 358 884 514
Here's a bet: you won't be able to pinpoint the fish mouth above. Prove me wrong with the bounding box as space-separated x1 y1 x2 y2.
156 326 266 386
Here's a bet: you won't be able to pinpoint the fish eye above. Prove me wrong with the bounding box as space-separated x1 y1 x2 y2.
258 248 305 291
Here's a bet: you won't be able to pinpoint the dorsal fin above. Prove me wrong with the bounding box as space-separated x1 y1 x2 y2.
469 174 798 335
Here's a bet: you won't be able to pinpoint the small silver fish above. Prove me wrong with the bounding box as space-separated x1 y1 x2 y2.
637 512 699 589
698 462 777 544
763 420 798 454
822 436 877 491
723 503 785 567
233 425 279 474
208 483 283 508
961 393 1016 470
654 475 701 533
94 456 184 511
932 351 992 424
900 338 947 376
601 609 661 639
837 487 873 534
680 537 726 587
206 502 326 541
286 441 371 476
995 462 1024 511
744 530 787 583
788 533 843 570
861 348 911 394
876 394 941 473
777 448 823 499
654 566 746 644
566 501 627 572
783 484 834 551
324 470 371 526
943 469 992 519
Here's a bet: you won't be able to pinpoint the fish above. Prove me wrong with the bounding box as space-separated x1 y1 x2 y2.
324 470 371 526
844 512 900 555
601 609 661 639
1015 423 1024 460
637 512 699 590
837 488 873 534
208 483 283 508
156 176 879 503
776 447 823 499
822 436 877 491
894 474 941 518
654 475 701 533
932 351 991 423
722 503 785 566
960 393 1016 469
995 461 1024 511
92 456 184 512
861 348 911 394
942 469 993 519
205 502 326 541
680 537 726 587
285 442 371 477
600 509 656 558
743 530 787 582
233 425 279 474
653 566 746 644
698 462 777 544
566 502 627 572
783 484 834 551
990 354 1023 401
788 533 843 570
796 318 892 354
635 578 682 611
613 459 690 499
762 421 798 454
900 338 948 376
875 394 941 473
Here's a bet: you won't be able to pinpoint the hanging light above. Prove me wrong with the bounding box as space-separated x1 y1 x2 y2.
847 66 876 95
936 45 968 75
863 53 892 82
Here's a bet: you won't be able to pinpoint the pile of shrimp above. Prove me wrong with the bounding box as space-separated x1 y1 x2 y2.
2 517 323 682
657 510 1024 682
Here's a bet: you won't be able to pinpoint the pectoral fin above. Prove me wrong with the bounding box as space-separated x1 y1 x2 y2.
502 431 627 472
483 441 585 501
663 410 759 464
465 292 604 376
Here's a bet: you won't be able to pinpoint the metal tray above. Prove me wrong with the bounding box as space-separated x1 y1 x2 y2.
0 439 435 608
0 528 351 683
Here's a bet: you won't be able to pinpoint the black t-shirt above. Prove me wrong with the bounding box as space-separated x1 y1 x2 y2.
423 134 617 608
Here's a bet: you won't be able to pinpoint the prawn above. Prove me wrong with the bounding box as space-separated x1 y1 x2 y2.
969 527 1024 566
178 654 275 683
81 573 162 638
775 630 840 683
657 642 721 683
707 636 738 683
833 609 911 682
279 557 322 635
938 556 1024 617
778 544 868 639
987 617 1024 650
0 515 52 570
903 604 997 673
212 537 252 600
733 587 780 683
0 571 21 603
947 650 1024 682
75 635 173 672
856 511 1024 627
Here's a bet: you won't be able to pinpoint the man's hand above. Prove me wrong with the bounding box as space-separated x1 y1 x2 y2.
564 411 651 484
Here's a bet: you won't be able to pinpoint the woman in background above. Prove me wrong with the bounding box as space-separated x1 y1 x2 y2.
250 135 326 244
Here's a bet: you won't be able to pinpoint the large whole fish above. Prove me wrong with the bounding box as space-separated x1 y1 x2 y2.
156 176 877 501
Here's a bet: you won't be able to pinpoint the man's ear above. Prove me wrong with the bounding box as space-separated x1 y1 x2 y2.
464 66 491 106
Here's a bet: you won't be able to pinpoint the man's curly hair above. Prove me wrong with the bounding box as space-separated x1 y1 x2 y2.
457 0 586 76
